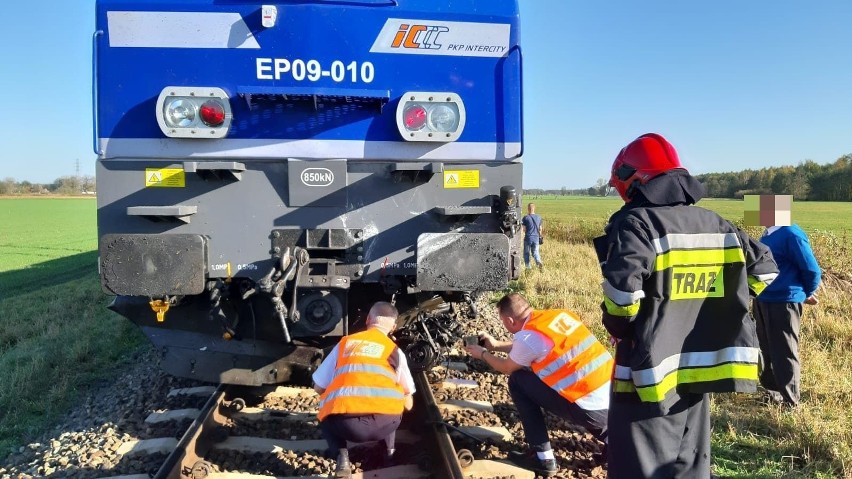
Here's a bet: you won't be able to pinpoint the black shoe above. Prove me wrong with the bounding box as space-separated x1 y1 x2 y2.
334 449 352 478
507 450 557 477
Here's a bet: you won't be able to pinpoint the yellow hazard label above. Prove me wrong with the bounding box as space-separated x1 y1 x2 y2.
670 266 724 300
145 168 185 187
443 170 479 189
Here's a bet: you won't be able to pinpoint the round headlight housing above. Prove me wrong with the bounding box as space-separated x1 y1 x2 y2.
427 104 459 132
164 99 197 128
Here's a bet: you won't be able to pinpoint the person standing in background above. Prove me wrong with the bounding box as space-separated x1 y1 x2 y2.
749 196 821 408
521 202 544 270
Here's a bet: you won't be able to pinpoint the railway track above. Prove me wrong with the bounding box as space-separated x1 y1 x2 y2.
2 299 605 479
98 370 535 479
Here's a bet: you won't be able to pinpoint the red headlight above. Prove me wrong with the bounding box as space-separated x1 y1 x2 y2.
403 104 427 131
200 100 226 126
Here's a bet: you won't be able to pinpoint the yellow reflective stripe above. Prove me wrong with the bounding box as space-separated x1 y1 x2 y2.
613 379 636 393
653 233 742 254
635 363 759 402
748 276 769 295
654 248 745 272
603 296 640 317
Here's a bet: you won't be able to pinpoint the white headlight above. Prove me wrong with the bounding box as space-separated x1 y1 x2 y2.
427 104 459 132
164 99 197 128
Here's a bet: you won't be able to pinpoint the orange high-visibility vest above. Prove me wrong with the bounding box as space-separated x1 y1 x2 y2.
317 328 406 421
524 310 613 403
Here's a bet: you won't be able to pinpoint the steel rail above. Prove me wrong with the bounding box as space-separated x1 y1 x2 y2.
154 384 229 479
413 371 466 479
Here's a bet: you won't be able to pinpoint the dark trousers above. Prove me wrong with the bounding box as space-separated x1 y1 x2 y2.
507 369 608 450
320 413 402 455
753 300 802 406
608 393 710 479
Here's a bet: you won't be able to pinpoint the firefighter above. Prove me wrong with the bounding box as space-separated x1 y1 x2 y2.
463 293 612 477
596 133 778 479
313 302 415 478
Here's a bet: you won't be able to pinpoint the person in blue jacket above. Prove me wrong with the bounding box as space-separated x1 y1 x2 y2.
521 202 544 270
754 224 821 408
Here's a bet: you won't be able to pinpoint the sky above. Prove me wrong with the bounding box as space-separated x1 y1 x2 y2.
1 1 851 189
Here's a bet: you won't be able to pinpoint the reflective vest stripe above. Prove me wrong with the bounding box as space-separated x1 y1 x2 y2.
602 279 645 306
614 364 632 380
538 335 597 378
549 351 613 394
319 386 406 407
613 347 760 402
603 296 640 317
748 275 770 295
631 347 759 387
613 379 635 393
332 364 398 383
652 233 742 253
634 363 758 402
317 329 405 421
525 310 613 404
654 248 746 272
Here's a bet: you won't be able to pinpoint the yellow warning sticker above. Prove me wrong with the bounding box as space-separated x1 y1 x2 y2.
443 170 479 189
145 168 185 188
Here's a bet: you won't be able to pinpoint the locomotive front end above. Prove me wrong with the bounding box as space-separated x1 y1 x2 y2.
94 0 523 385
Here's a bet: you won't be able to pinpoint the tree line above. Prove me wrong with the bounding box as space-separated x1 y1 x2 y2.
526 154 852 201
0 175 95 196
695 155 852 201
3 154 851 201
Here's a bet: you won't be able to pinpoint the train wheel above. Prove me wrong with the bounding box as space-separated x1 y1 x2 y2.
229 397 246 412
406 340 438 372
457 449 474 468
190 460 212 479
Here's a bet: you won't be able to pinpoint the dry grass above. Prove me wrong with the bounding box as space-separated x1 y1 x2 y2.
502 215 852 478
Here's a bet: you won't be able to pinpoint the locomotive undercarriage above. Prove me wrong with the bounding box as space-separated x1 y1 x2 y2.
99 179 522 386
105 230 500 386
109 283 477 386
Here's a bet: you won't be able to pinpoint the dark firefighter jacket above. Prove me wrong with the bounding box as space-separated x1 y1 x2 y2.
594 171 779 412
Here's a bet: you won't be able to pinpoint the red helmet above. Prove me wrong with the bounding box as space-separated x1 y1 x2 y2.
610 133 685 201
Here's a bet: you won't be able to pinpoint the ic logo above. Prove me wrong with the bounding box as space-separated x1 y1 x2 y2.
391 24 449 50
547 313 580 337
301 168 334 187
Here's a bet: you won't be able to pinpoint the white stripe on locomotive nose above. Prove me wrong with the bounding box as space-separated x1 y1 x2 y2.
107 11 260 49
99 138 523 161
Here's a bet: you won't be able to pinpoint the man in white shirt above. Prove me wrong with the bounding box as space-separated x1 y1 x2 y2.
463 293 611 477
312 302 415 477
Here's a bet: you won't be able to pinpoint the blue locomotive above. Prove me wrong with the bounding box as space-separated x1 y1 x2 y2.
94 0 523 385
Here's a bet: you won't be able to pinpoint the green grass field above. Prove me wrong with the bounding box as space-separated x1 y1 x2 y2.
527 195 852 237
0 197 145 454
1 196 850 477
0 198 99 300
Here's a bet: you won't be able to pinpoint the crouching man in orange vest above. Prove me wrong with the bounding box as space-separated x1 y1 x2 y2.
463 293 612 478
313 301 415 478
